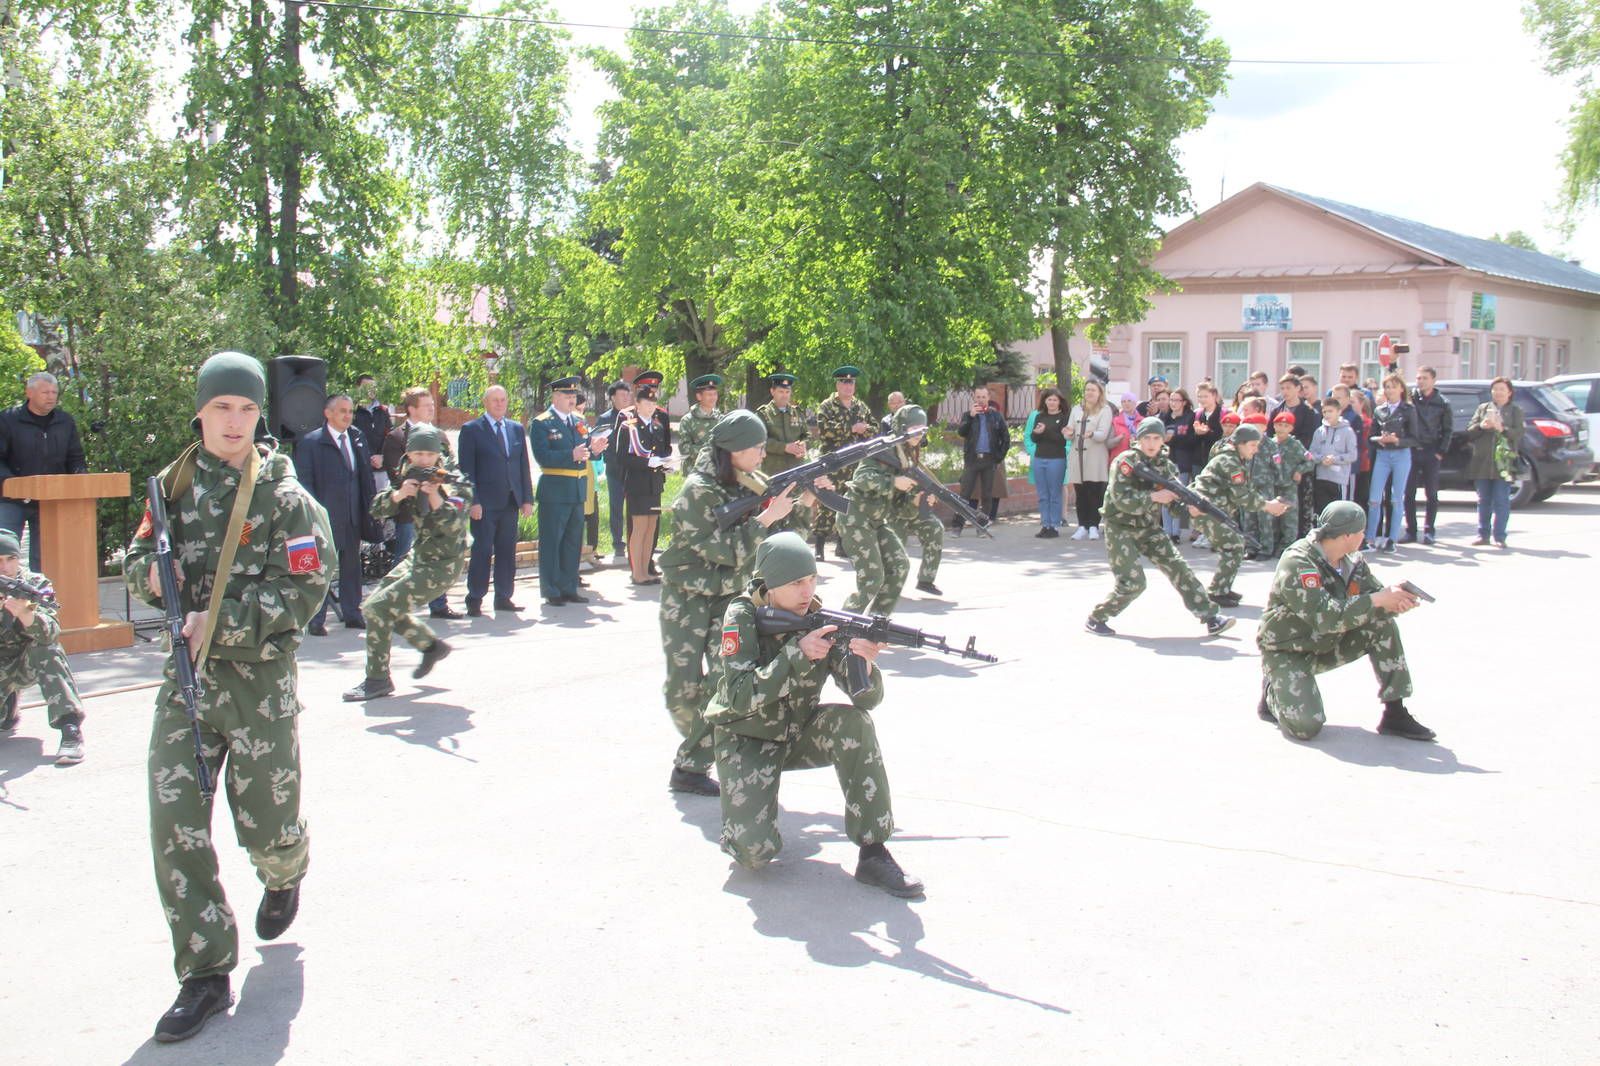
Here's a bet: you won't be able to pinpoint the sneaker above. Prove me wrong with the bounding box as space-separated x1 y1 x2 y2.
1035 528 1050 538
1421 532 1435 546
854 844 924 898
1471 535 1489 546
668 767 720 796
342 676 395 701
1071 527 1089 541
612 550 627 564
1381 538 1397 553
1043 527 1059 538
1204 615 1235 636
54 722 85 766
1377 702 1436 742
1084 616 1114 635
255 883 300 940
153 975 232 1043
1170 533 1181 544
915 581 942 596
1399 531 1418 544
1087 526 1100 540
1193 534 1210 550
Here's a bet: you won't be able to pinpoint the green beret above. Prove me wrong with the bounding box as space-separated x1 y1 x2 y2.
1315 500 1367 538
711 408 767 451
892 404 929 433
406 424 444 453
1135 416 1166 439
195 351 266 410
755 532 817 589
691 374 723 391
0 529 19 558
1232 423 1263 444
832 366 862 380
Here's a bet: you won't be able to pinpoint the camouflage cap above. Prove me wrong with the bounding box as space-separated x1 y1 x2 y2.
891 404 929 433
195 351 266 410
1232 423 1263 444
1315 500 1367 538
755 531 817 588
1135 416 1166 439
711 409 767 451
406 423 444 452
0 529 19 558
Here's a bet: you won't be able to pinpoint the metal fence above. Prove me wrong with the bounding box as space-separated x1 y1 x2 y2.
934 384 1038 425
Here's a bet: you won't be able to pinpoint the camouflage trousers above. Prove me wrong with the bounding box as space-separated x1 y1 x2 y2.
1092 521 1213 622
1243 505 1275 556
1193 515 1247 595
0 640 85 728
659 583 732 773
147 660 308 982
840 517 908 616
1270 498 1300 557
1261 616 1413 740
714 705 893 868
363 553 461 679
892 511 944 585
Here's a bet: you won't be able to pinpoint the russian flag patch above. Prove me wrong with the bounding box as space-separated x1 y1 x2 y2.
286 534 321 574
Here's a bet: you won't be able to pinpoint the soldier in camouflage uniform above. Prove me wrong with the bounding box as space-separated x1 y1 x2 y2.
343 425 471 700
1085 419 1234 637
810 366 874 559
0 528 86 764
1257 500 1435 742
756 372 813 541
1271 411 1313 557
707 531 923 897
124 352 334 1043
887 429 945 597
658 410 802 797
839 405 926 615
674 374 724 468
1242 413 1280 557
1190 424 1289 608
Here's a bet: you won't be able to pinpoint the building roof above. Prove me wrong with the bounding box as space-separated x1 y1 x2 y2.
1267 185 1600 297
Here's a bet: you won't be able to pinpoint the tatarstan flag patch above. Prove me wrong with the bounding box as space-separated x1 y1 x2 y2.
1119 461 1133 477
135 506 153 540
1230 471 1246 483
1298 569 1322 590
286 534 321 574
720 624 740 657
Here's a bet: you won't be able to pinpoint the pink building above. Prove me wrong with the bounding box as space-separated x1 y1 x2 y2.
1022 183 1600 400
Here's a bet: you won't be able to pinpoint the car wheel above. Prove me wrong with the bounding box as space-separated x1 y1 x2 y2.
1510 468 1540 508
1534 486 1559 502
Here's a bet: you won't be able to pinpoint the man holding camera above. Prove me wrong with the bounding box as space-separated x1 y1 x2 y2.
955 386 1009 532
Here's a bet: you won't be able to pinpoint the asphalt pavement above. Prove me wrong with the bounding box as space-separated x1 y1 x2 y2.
3 486 1597 1064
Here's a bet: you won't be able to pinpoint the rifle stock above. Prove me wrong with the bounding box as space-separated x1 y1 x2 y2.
146 476 216 799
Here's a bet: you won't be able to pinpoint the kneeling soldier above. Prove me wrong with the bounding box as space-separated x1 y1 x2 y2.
1257 501 1435 742
1086 418 1233 637
0 529 87 764
706 531 922 897
344 424 472 701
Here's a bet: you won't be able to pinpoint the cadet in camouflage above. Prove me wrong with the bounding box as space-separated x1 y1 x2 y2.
756 372 813 540
887 431 944 595
344 425 472 699
1243 415 1280 555
124 352 334 1043
674 374 724 468
658 410 800 796
839 405 926 615
1189 424 1288 603
1257 500 1435 743
0 529 86 765
810 366 874 556
1271 412 1313 556
706 531 922 897
1087 419 1228 635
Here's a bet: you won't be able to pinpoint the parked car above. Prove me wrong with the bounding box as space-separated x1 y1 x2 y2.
1435 380 1592 507
1547 373 1600 479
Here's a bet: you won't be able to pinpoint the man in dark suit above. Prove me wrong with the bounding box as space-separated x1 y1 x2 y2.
457 384 534 615
294 394 374 634
597 380 632 561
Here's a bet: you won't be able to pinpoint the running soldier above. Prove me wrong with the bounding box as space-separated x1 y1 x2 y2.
810 366 874 560
0 528 86 764
888 420 945 597
1190 423 1289 608
839 405 926 615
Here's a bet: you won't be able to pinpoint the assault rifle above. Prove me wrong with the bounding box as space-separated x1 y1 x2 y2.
713 431 911 530
1126 457 1267 554
754 606 997 699
907 465 993 537
398 463 452 486
0 573 56 606
146 476 216 799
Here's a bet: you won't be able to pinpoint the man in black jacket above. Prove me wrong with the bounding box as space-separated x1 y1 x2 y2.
953 387 1010 531
0 372 88 570
1404 366 1452 545
597 380 631 561
294 394 375 633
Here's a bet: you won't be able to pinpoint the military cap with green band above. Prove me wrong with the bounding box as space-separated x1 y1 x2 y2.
691 374 724 391
832 365 862 380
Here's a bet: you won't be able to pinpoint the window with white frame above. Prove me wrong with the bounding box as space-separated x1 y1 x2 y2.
1556 343 1569 375
1357 337 1387 387
1511 342 1524 378
1214 339 1250 401
1487 340 1500 375
1149 339 1182 386
1534 343 1546 379
1285 339 1323 380
1459 337 1475 379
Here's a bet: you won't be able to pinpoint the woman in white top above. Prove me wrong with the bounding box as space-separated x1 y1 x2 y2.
1065 379 1114 539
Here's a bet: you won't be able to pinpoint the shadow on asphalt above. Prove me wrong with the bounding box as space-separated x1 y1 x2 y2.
120 944 305 1066
362 687 477 761
1113 633 1246 660
1302 725 1495 774
0 734 48 808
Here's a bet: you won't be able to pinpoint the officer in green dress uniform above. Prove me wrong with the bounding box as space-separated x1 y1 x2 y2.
811 366 874 559
676 374 724 468
755 372 813 539
531 376 597 606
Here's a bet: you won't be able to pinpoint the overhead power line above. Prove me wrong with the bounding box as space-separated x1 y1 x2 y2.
288 0 1455 67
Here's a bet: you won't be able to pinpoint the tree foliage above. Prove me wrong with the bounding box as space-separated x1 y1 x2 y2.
1526 0 1600 224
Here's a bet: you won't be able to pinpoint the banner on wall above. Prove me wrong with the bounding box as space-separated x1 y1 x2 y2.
1470 292 1497 331
1242 293 1292 331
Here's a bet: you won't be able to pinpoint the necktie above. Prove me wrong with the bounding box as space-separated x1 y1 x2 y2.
339 433 353 471
499 420 511 456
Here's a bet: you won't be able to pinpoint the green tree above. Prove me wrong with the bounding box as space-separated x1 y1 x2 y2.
1490 229 1542 252
1526 0 1600 224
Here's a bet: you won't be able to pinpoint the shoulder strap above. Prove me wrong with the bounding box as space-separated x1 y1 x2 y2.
196 446 260 664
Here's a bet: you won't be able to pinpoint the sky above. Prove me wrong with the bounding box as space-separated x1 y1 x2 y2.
548 0 1600 264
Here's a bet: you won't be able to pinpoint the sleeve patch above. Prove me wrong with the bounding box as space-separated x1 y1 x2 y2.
1298 570 1322 590
1230 471 1246 483
286 534 321 574
720 625 740 657
1348 579 1361 596
135 506 154 540
1119 461 1133 476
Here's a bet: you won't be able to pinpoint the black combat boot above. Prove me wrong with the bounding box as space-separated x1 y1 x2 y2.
669 767 720 796
153 975 232 1043
915 580 942 596
256 883 300 940
2 690 20 731
342 676 395 701
854 843 924 898
1210 590 1242 607
1257 680 1276 723
55 721 85 765
413 640 452 679
1377 701 1436 741
813 535 826 561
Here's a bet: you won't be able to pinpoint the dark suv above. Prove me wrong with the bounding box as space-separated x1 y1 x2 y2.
1436 380 1593 507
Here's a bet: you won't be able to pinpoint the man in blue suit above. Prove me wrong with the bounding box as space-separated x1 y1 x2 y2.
294 394 374 634
457 384 535 616
530 377 597 607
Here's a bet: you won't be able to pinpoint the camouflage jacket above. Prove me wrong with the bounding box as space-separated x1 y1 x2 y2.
1274 436 1313 493
845 448 905 526
126 444 335 664
1100 449 1181 529
1192 441 1267 513
676 406 722 467
757 402 809 475
374 459 473 564
0 566 61 660
815 395 873 454
1257 536 1385 654
704 585 884 741
658 447 770 597
1249 436 1281 499
887 450 931 525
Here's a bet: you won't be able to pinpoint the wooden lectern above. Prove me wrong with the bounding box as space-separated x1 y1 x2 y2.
3 473 134 654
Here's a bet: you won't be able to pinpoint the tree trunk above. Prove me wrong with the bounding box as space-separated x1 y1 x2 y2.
744 364 766 411
248 0 275 319
276 0 304 350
